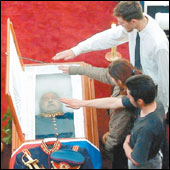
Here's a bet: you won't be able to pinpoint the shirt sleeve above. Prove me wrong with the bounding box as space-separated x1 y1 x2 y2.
122 97 136 110
155 48 169 113
69 66 114 86
71 25 128 56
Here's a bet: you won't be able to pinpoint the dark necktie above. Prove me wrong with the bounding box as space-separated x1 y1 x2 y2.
135 32 142 70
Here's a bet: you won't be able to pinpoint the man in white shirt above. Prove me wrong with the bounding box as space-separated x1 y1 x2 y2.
52 1 169 114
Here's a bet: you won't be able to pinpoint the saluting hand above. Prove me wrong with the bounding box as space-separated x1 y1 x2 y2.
52 49 76 60
60 98 84 109
58 65 70 74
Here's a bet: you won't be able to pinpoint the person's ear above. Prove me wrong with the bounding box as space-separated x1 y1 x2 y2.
137 99 144 106
130 19 138 25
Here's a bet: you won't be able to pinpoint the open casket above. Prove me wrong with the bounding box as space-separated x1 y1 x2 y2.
5 18 99 156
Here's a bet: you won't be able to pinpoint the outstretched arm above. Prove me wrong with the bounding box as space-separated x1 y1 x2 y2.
52 26 128 60
59 65 114 86
60 97 124 109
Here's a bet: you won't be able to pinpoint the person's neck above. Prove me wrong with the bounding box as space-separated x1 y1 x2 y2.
140 101 157 117
136 16 148 32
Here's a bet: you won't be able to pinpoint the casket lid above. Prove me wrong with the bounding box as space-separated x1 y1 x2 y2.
6 18 25 142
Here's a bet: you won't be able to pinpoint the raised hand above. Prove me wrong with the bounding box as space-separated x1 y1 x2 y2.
52 49 76 60
58 65 70 74
60 98 85 109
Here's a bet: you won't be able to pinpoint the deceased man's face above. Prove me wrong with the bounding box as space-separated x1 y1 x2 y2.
40 92 62 113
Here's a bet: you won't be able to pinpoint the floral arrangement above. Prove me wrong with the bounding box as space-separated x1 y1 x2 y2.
2 107 12 145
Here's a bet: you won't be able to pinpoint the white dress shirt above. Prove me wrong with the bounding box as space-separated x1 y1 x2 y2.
71 14 169 113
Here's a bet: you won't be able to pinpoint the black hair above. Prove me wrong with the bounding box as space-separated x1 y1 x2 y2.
125 74 157 104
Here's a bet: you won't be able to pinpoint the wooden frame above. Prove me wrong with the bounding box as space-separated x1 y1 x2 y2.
5 18 99 153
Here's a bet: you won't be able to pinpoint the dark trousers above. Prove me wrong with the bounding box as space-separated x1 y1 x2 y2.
112 143 128 169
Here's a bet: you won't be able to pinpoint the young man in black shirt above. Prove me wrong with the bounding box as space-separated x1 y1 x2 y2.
61 74 168 169
122 75 166 169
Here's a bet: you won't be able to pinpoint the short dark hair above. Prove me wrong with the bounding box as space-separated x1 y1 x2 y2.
114 1 144 22
125 75 157 104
